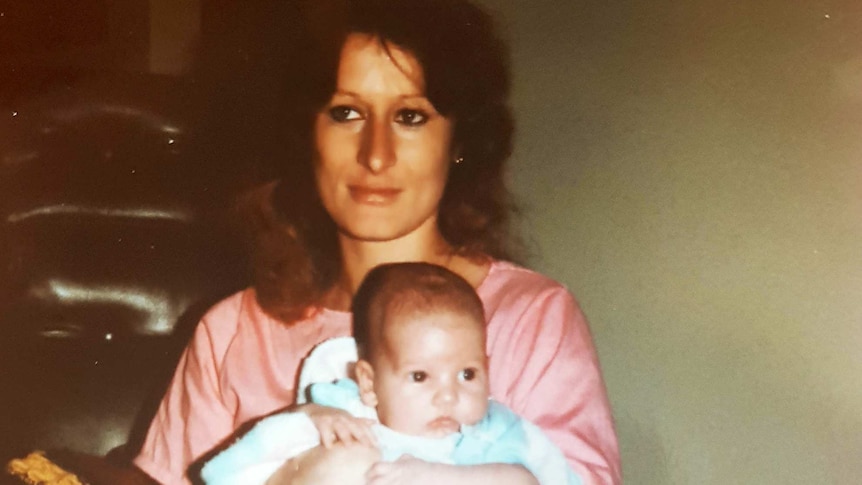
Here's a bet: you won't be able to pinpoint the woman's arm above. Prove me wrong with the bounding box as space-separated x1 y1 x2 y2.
488 285 621 484
267 451 537 485
265 444 380 485
134 301 240 485
365 457 538 485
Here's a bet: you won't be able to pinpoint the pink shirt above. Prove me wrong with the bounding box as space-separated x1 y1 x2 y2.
134 261 621 484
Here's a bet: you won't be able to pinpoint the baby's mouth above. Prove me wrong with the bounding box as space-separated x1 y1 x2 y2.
427 416 460 435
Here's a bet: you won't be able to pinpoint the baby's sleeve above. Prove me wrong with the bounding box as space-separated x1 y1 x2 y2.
199 412 321 485
201 341 367 485
456 401 584 485
296 336 358 404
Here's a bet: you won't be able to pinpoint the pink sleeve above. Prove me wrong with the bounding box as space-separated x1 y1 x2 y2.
492 287 621 485
133 313 237 485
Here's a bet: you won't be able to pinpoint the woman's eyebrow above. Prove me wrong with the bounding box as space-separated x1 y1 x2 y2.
329 90 361 99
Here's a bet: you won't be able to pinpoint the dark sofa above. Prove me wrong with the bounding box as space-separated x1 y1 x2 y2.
0 70 250 479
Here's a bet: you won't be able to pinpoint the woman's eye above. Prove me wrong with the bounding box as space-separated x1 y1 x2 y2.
459 368 476 381
410 371 427 382
395 109 428 126
328 106 361 122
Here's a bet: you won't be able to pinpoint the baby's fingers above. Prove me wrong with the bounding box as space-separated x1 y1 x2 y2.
354 418 378 446
317 425 339 448
333 418 376 447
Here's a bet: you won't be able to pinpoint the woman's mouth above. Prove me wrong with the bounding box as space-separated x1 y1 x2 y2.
348 186 401 205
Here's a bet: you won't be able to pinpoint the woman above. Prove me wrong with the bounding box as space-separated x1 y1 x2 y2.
133 0 620 483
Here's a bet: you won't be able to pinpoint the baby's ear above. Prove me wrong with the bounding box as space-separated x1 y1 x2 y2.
354 360 378 407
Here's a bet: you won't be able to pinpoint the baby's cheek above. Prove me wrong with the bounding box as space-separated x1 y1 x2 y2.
466 395 490 424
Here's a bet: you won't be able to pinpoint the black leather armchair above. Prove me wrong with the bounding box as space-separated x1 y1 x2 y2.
0 70 249 473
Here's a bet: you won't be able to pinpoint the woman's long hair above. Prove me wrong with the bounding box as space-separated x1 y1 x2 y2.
247 0 517 323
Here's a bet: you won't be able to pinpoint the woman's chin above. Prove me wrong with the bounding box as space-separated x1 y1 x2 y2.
335 222 422 245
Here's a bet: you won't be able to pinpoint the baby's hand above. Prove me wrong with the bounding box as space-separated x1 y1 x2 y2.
365 455 441 485
298 403 377 448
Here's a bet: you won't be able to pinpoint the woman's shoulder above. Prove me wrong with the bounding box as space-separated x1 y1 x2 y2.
197 287 273 337
480 260 581 318
482 260 571 297
196 288 350 344
204 287 251 312
201 287 254 319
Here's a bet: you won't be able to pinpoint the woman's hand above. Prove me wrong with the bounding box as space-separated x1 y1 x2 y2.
266 443 381 485
297 403 377 448
365 455 440 485
366 455 540 485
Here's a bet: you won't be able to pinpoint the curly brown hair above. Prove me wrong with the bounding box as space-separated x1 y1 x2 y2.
248 0 516 323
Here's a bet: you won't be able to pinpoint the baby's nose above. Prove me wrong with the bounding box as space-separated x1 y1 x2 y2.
433 384 458 406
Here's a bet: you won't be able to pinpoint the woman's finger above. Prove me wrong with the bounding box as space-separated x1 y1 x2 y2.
365 460 390 483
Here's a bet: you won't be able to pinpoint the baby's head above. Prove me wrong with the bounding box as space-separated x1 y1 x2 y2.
352 262 489 438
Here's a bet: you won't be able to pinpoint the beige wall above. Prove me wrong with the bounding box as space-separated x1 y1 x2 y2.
485 0 862 483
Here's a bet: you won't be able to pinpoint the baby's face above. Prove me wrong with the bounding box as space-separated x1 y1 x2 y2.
363 310 489 437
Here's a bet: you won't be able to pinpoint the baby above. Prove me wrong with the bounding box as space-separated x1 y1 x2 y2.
201 262 581 485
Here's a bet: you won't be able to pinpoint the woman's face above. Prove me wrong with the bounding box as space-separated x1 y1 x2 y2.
313 33 455 244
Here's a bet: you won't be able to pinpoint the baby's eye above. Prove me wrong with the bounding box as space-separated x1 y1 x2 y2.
328 105 361 122
410 371 427 383
395 108 428 126
459 368 477 381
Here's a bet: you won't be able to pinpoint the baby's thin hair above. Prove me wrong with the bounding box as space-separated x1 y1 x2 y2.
352 262 485 362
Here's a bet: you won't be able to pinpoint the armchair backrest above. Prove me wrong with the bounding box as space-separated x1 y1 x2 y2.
0 71 248 463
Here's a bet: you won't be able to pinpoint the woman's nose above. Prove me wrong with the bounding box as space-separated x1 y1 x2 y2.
359 118 395 173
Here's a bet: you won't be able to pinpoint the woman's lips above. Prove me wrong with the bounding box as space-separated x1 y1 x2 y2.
348 186 401 205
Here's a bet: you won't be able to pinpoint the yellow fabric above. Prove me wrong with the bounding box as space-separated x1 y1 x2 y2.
6 451 84 485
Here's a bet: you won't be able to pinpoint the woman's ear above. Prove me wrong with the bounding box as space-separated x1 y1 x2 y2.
355 359 378 407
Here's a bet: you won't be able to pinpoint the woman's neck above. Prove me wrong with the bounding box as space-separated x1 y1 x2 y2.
320 217 494 312
343 234 453 291
321 228 453 311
